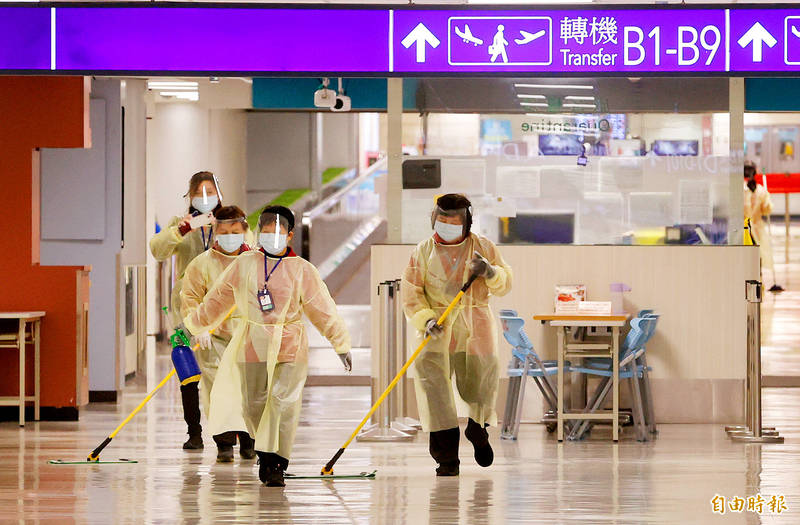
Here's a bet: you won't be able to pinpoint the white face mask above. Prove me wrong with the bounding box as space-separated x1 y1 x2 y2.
260 232 288 255
216 233 244 253
434 220 464 242
192 195 219 214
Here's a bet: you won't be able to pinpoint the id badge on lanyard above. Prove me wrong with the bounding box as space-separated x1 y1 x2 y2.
258 287 275 312
258 253 283 313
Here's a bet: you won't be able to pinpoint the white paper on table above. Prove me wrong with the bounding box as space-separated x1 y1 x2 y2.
495 166 541 198
578 301 612 315
679 179 713 225
628 192 674 227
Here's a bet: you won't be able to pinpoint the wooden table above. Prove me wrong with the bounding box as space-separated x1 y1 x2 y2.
0 312 45 426
534 314 629 442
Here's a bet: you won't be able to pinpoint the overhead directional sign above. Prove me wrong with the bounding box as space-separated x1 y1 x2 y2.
6 5 800 75
401 23 440 64
737 22 777 63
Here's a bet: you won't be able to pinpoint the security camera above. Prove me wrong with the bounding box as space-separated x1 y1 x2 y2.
331 94 351 112
314 78 336 108
329 77 351 112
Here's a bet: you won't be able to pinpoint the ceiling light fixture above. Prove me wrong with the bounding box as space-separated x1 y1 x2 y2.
516 94 546 99
469 0 592 4
514 83 594 90
563 103 597 109
148 80 199 102
564 95 596 101
520 102 548 107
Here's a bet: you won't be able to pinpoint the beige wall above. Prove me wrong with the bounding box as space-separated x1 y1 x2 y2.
371 244 759 424
148 103 248 223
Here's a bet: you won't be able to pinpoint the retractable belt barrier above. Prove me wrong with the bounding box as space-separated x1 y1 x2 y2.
357 279 420 442
725 280 784 444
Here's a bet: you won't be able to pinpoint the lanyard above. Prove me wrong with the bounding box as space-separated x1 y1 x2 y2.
200 225 213 251
263 252 285 287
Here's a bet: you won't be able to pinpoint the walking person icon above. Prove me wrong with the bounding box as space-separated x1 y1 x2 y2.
489 25 509 63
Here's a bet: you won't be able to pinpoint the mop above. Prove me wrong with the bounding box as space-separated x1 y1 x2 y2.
318 272 480 478
49 306 236 465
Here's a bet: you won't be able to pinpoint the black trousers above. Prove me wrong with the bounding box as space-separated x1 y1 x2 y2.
180 383 202 437
429 427 460 465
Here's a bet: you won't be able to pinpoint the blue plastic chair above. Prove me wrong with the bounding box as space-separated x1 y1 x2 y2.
580 310 660 436
499 311 565 440
567 317 655 442
636 312 659 435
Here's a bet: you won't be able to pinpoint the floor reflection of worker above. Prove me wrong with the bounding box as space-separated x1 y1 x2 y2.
744 161 784 292
489 25 509 63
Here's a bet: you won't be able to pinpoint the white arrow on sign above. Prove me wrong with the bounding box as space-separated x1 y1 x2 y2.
738 22 777 63
401 23 440 63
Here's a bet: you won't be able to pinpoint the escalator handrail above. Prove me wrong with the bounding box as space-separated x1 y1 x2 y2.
302 157 387 222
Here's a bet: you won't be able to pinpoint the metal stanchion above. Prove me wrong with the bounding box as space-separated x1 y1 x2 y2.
391 279 422 432
357 281 414 442
725 280 783 444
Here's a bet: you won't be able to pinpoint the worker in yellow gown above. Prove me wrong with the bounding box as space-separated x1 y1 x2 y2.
180 205 254 463
402 194 512 476
183 206 352 487
149 171 223 450
744 161 784 292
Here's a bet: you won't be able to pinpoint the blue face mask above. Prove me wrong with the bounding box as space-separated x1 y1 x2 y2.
192 195 218 214
216 233 244 253
434 220 464 242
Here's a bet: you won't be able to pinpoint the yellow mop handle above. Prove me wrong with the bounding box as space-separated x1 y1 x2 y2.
87 305 236 461
322 273 479 475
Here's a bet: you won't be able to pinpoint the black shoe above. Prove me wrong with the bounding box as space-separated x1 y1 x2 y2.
265 466 286 487
217 446 234 463
435 461 460 476
238 433 256 460
465 419 494 467
257 452 269 483
769 284 785 293
183 435 204 450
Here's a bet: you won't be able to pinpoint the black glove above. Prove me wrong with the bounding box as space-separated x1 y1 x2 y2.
469 251 496 279
425 319 444 339
338 352 353 372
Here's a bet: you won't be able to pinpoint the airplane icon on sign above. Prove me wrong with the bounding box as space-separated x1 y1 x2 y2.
455 24 483 46
515 29 546 45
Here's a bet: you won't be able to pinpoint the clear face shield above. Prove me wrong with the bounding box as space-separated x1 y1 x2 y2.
184 174 224 213
258 212 292 255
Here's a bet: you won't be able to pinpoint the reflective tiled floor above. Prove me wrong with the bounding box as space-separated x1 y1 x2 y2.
760 221 800 380
4 224 800 523
1 369 798 523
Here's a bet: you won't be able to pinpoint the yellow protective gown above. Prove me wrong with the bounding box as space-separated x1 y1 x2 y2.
744 182 775 272
149 216 215 325
401 232 512 433
180 247 247 426
184 249 350 457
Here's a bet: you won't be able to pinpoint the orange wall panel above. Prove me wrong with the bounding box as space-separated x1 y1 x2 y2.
0 76 92 413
